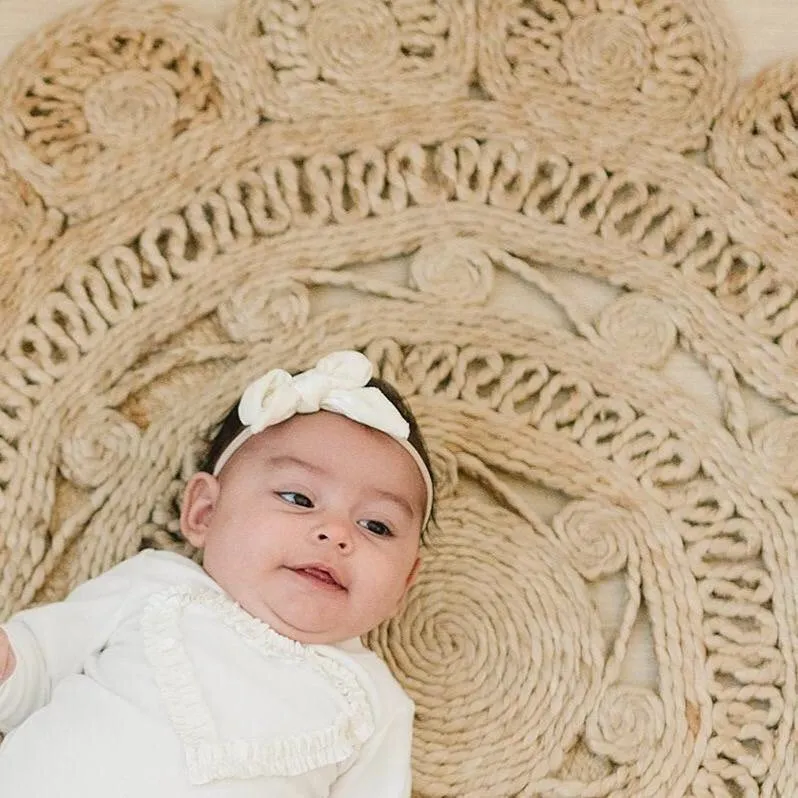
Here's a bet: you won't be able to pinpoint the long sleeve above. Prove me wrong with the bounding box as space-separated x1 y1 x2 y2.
330 697 414 798
0 550 169 732
0 552 419 797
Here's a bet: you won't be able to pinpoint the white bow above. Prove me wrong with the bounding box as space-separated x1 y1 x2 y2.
237 351 410 439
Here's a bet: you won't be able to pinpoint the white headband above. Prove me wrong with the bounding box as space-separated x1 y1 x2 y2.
213 351 433 526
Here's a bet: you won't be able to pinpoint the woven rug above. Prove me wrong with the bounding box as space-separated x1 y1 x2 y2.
2 0 798 794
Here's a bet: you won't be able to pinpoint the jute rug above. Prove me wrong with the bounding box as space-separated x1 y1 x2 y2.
1 0 798 794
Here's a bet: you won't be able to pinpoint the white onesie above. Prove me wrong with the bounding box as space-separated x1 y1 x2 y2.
0 549 414 796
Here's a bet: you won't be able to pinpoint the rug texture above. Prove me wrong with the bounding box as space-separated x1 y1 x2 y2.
1 0 798 795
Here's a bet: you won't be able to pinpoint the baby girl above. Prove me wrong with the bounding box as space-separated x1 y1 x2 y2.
0 350 434 796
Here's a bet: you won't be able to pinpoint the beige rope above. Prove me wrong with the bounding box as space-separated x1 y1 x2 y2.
1 0 797 795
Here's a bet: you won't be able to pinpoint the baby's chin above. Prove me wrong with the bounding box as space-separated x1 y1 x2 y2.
237 593 379 646
257 616 369 646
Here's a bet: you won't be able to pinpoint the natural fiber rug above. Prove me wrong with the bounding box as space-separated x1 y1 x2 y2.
1 0 798 794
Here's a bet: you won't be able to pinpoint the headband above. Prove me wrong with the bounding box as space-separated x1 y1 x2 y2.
212 351 433 525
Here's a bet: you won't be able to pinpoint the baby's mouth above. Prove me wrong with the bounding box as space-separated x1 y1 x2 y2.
292 565 346 591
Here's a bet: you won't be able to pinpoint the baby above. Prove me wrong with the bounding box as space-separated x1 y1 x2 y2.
0 350 434 796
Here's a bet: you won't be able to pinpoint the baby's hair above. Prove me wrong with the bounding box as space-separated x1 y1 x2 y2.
201 375 436 527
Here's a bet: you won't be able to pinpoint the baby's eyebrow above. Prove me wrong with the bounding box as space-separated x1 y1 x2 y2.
371 489 416 521
264 455 327 475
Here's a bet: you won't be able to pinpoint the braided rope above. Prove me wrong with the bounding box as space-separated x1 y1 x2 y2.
1 0 797 795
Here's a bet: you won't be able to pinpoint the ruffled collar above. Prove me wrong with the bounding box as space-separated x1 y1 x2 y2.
141 584 375 785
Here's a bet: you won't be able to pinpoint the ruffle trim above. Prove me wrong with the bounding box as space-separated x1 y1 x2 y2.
140 585 375 785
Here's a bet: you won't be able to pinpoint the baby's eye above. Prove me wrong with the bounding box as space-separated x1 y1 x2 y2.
277 491 313 508
359 519 393 537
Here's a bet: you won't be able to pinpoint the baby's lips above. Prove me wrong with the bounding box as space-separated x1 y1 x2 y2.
293 563 347 590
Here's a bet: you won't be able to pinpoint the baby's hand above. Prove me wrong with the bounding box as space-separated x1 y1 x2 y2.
0 629 16 683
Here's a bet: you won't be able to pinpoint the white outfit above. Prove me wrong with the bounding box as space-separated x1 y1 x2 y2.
0 550 414 796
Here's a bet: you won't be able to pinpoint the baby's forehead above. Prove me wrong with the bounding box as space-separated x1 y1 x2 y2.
244 411 402 453
230 413 428 509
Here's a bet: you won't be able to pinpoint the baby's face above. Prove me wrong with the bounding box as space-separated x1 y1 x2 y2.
180 411 427 644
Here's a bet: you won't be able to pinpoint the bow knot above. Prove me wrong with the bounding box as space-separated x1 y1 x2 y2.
238 351 410 440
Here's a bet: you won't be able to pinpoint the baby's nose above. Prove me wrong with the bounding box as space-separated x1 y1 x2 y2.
315 519 353 551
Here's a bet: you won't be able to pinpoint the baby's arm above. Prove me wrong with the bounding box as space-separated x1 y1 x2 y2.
0 553 149 733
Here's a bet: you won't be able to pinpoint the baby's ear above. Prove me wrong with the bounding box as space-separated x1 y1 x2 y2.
180 473 220 548
404 556 421 590
392 557 421 618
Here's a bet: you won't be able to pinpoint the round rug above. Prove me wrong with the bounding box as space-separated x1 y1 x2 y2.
1 0 797 795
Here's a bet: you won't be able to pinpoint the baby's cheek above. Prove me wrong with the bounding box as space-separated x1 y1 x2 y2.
376 565 412 606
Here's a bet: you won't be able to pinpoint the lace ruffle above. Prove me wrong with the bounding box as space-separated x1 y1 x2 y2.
141 584 375 785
